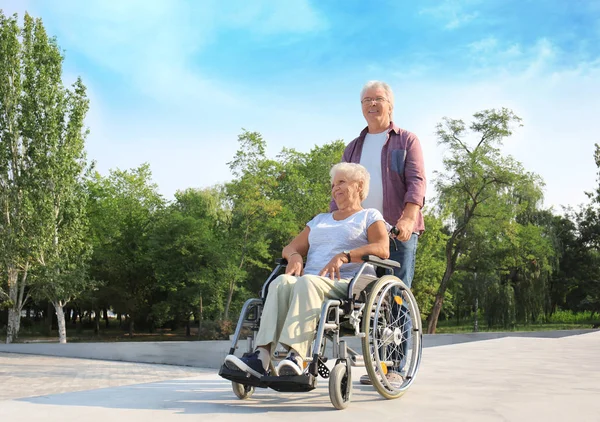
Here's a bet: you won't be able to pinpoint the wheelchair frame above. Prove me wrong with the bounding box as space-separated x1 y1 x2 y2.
219 255 423 409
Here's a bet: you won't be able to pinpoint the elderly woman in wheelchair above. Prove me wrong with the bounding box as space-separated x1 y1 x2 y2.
220 162 422 409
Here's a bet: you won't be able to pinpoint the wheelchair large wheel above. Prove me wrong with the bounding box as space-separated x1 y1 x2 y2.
329 361 352 410
361 275 422 400
232 381 254 400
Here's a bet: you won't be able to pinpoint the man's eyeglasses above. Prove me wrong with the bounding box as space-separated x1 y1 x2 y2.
361 96 387 105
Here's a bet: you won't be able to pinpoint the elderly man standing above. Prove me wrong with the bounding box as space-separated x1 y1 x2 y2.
331 80 426 385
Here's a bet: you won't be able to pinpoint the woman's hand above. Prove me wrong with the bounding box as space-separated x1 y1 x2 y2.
285 253 304 276
319 253 346 280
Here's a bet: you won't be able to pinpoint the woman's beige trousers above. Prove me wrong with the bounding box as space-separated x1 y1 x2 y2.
254 274 350 359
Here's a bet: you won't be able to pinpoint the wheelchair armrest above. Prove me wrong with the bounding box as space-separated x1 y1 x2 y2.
361 255 400 270
275 258 288 266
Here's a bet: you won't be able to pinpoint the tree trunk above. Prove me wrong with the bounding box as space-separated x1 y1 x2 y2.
128 317 134 338
224 280 235 320
427 248 459 334
103 307 109 328
426 224 469 335
76 309 83 334
198 296 203 339
94 308 100 335
6 264 28 344
53 301 67 344
6 308 20 344
427 288 447 334
224 229 249 320
473 297 479 332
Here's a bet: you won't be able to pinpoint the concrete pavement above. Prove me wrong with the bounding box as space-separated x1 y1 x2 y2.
0 329 594 369
1 331 599 421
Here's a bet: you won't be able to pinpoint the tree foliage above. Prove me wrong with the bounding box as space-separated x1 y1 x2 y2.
1 12 598 339
0 12 90 343
427 108 549 333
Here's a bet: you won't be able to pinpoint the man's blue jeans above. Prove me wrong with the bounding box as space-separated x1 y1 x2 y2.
389 233 418 289
383 233 418 372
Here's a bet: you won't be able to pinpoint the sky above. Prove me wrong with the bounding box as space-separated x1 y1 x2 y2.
2 0 599 212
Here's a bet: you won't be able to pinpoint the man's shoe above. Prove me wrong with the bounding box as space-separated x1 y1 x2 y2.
360 370 405 386
359 373 373 385
224 351 266 379
276 353 304 376
384 371 404 388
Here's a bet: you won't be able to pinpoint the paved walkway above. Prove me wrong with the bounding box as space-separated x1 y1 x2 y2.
1 331 599 421
0 353 211 401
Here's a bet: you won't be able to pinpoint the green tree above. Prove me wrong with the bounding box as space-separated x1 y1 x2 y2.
86 164 164 336
427 108 544 333
276 141 346 226
570 143 600 315
222 132 345 319
579 143 600 250
223 130 284 319
412 212 449 322
148 187 228 332
0 12 90 343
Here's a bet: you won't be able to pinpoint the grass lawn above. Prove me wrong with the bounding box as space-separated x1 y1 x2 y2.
434 310 598 333
3 310 598 342
434 321 596 334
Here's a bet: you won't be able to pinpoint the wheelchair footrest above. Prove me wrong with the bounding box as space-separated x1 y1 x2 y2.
218 365 268 388
261 374 317 392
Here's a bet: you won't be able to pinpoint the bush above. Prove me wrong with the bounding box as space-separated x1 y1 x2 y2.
547 310 595 324
197 320 234 340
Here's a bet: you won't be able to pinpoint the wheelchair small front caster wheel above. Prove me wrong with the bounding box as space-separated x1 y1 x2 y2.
232 381 254 400
329 362 352 409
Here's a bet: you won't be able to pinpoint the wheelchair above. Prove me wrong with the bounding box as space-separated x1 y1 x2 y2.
218 255 423 410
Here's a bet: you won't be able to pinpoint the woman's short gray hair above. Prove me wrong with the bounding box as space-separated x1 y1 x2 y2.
360 80 394 116
330 162 370 201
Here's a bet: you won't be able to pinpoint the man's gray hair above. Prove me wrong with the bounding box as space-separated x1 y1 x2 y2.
330 162 370 201
360 80 394 118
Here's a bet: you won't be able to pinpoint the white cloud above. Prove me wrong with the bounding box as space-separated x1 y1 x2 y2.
32 0 327 106
81 33 599 210
5 1 598 212
420 0 480 30
226 0 327 34
387 39 600 211
469 37 498 53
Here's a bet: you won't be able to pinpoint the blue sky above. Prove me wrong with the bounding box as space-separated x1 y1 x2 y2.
2 0 600 211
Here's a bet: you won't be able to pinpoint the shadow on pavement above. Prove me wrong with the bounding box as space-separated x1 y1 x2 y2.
17 378 385 414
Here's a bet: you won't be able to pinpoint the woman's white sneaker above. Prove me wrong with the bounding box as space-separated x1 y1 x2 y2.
276 353 303 376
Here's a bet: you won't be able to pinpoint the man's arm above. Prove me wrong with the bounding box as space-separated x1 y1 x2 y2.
402 133 426 209
395 133 426 241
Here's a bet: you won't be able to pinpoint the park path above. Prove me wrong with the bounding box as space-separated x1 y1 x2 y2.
1 332 599 421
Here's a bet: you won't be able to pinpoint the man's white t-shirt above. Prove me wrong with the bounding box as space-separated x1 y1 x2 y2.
303 209 384 279
360 131 387 212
